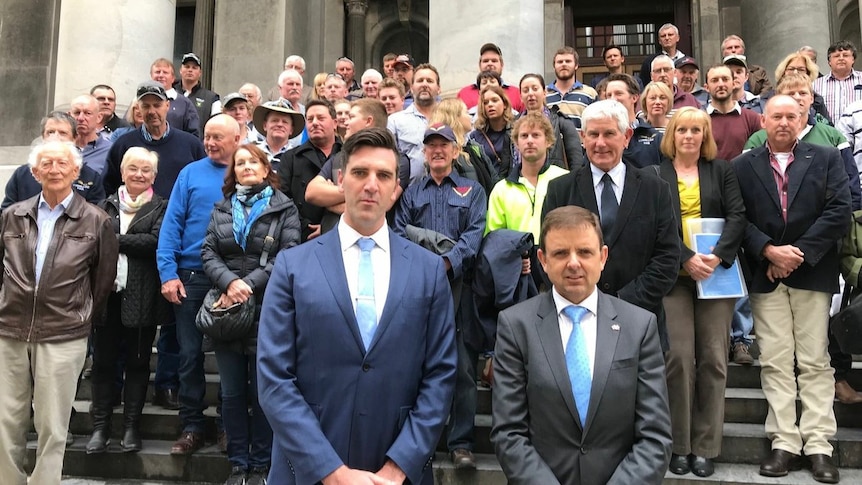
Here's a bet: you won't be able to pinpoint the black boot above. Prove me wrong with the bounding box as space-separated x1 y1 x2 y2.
121 366 149 452
86 379 113 454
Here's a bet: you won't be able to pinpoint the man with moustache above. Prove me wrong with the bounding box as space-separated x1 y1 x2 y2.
388 64 443 183
546 46 597 130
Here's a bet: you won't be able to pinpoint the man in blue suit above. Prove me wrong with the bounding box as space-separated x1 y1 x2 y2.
257 127 457 485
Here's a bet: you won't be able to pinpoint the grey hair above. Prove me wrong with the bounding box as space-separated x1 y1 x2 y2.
28 140 83 169
361 69 383 83
284 55 306 71
239 83 262 100
659 23 679 35
278 69 304 88
120 146 160 174
651 55 674 72
722 35 745 51
581 99 629 135
40 111 76 136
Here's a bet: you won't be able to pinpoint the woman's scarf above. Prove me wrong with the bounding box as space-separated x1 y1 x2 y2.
232 183 273 250
118 186 153 214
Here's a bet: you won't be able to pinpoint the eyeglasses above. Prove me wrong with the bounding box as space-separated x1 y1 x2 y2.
785 67 808 74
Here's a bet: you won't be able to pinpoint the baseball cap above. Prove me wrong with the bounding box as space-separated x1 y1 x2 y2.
723 54 748 69
674 56 699 70
480 43 502 56
181 53 202 66
423 123 456 144
221 92 248 109
136 80 168 101
393 54 415 69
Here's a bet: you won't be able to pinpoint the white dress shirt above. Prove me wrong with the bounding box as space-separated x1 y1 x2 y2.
590 161 626 216
338 217 390 322
552 286 599 378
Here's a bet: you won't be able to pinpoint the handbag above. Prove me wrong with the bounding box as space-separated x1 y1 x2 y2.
830 284 862 355
195 217 280 341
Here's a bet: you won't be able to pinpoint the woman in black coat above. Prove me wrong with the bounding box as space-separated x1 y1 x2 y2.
201 143 300 483
658 108 746 477
88 147 171 454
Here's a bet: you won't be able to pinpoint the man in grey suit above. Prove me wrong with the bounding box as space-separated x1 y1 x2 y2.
491 206 672 485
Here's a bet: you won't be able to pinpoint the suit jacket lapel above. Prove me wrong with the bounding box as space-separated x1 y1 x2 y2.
576 164 599 215
786 144 814 210
535 293 581 427
584 292 620 434
366 230 409 353
316 229 367 354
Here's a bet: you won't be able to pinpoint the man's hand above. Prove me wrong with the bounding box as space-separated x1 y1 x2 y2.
225 279 253 304
161 278 186 304
321 465 396 485
762 244 804 272
307 223 322 240
376 460 407 484
766 263 792 282
682 253 718 281
521 256 531 275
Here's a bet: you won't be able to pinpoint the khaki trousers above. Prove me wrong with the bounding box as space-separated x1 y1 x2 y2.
750 284 836 456
663 276 735 457
0 336 87 485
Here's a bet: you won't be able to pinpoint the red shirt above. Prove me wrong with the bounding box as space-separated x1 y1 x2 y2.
457 83 524 113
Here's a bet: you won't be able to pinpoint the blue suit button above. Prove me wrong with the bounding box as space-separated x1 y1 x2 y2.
362 363 371 372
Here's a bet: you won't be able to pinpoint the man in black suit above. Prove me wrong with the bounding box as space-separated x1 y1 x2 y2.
491 206 672 484
733 95 850 484
543 99 679 350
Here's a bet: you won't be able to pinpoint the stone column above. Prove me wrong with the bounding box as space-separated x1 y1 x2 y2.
193 0 216 89
544 0 565 83
692 0 721 72
54 0 176 114
429 0 544 94
345 0 369 70
0 0 60 145
740 0 831 82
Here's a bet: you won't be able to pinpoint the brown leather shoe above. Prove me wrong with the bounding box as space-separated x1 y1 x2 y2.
835 379 862 404
809 454 840 484
760 449 802 477
450 448 476 469
170 431 205 455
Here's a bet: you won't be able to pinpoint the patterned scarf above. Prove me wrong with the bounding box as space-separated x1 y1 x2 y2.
232 183 273 250
118 186 153 214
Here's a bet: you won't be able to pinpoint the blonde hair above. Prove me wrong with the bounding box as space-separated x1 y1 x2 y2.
660 107 718 160
474 85 514 131
430 98 470 147
775 52 819 83
311 72 328 101
640 82 673 117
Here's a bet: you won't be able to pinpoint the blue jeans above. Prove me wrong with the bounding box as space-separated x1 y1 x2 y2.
730 296 753 346
154 323 180 391
215 348 272 469
174 269 210 433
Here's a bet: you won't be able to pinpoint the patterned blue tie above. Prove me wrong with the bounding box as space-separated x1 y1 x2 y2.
563 305 591 426
356 238 377 350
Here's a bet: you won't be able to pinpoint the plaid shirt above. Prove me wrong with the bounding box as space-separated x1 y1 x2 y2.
813 70 862 121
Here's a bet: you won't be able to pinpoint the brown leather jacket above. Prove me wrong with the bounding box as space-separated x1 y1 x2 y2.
0 193 118 342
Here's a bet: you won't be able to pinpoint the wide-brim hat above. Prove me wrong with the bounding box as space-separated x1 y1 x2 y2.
253 104 305 139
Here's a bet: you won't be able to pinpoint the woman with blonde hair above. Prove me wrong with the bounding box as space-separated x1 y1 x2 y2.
310 72 328 101
657 107 746 477
430 98 497 195
641 81 674 133
757 51 830 121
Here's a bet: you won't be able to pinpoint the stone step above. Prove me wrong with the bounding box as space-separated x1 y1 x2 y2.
724 388 862 428
76 373 222 406
726 361 862 389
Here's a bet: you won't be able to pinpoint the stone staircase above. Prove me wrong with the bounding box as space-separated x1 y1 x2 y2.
29 352 862 484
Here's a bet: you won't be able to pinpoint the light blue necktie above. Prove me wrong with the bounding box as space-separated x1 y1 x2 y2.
356 237 377 350
563 305 591 426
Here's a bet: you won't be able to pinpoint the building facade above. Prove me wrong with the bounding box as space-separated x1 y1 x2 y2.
0 0 857 146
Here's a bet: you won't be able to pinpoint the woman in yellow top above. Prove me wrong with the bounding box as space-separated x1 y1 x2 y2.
657 107 746 478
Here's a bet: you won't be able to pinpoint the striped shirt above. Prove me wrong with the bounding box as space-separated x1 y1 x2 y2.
813 70 862 121
546 81 597 130
834 99 862 185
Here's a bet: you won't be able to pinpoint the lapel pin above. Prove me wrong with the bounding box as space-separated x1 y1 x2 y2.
611 324 620 331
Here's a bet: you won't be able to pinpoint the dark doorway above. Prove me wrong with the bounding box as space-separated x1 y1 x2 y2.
564 0 692 84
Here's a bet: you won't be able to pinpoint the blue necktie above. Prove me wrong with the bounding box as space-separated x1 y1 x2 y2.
600 173 618 236
356 238 377 350
563 305 591 426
